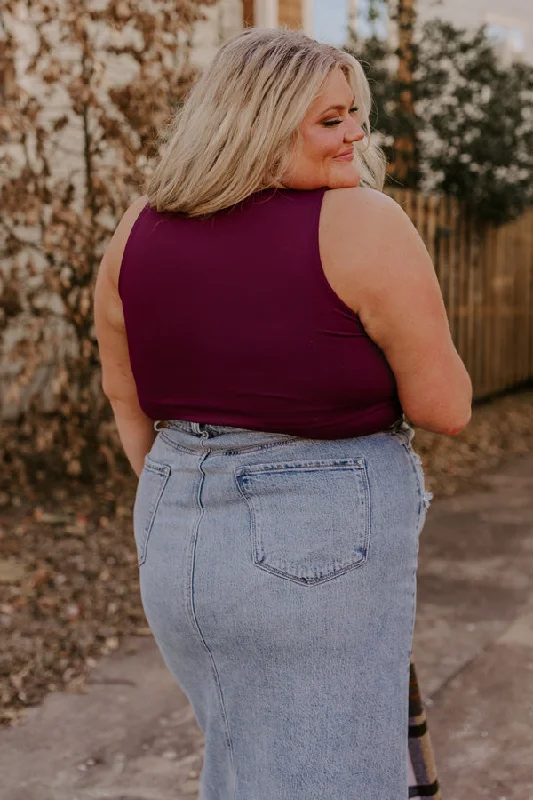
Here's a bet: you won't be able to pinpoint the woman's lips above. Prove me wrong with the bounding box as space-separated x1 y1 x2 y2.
334 151 354 160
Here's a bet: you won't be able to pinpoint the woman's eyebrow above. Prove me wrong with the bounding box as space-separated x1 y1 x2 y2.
319 98 357 115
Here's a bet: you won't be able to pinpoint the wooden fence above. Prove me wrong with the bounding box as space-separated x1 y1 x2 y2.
388 190 533 401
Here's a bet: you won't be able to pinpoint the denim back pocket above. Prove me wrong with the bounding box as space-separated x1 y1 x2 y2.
235 457 370 586
133 458 171 566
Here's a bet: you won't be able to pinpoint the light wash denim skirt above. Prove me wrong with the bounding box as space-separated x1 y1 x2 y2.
133 417 432 800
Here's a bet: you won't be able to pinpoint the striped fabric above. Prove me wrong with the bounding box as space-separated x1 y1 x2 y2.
408 660 442 798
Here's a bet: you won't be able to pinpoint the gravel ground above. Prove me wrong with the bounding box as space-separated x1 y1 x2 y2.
1 388 533 727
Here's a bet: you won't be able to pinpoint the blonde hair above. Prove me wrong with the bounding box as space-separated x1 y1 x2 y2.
147 27 386 217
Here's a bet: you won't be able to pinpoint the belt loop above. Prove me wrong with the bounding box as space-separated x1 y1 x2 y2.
390 417 404 433
154 420 165 431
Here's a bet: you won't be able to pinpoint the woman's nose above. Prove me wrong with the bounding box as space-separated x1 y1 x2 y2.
346 122 365 143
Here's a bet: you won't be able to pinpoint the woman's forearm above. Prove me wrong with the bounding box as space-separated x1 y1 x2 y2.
110 400 157 478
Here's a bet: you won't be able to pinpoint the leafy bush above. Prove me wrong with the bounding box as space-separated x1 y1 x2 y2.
347 14 533 225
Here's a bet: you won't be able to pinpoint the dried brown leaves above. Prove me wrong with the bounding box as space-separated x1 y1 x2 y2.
1 0 216 484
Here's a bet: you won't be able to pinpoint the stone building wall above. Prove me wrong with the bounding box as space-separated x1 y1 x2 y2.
1 1 244 419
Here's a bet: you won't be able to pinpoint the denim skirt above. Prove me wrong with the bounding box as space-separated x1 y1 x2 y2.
133 417 432 800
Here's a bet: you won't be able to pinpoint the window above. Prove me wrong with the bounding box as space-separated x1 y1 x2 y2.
313 0 351 45
355 0 389 40
313 0 389 45
485 16 526 63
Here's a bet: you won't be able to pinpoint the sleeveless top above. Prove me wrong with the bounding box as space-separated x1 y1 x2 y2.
118 186 402 439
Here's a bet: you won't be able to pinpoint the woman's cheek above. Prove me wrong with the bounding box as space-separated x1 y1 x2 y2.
310 130 337 158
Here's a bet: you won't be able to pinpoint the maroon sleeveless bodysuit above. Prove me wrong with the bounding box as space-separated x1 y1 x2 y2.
118 186 402 439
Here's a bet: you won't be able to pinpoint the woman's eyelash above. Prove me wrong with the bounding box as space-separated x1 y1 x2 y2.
323 107 359 126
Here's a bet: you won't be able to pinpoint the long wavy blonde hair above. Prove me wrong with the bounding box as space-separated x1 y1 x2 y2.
147 27 386 217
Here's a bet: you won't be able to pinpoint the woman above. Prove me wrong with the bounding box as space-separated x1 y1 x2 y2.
94 27 470 798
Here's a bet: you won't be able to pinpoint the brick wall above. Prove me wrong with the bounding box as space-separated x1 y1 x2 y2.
189 0 243 68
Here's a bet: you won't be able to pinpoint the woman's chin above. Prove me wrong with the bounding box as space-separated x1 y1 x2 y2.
328 173 361 189
327 161 360 187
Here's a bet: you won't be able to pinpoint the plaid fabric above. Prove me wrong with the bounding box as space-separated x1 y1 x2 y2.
408 660 442 798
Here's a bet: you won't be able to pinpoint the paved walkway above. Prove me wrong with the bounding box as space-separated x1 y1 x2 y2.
1 453 533 800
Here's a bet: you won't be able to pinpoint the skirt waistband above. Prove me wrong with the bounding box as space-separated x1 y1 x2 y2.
153 416 410 442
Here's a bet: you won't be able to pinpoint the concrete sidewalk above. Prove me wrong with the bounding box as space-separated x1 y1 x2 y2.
1 453 533 800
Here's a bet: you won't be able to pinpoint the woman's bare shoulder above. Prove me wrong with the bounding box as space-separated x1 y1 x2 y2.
319 185 434 321
320 187 426 274
322 186 408 230
102 195 149 287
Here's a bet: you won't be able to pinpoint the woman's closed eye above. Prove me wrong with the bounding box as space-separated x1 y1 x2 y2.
323 107 359 126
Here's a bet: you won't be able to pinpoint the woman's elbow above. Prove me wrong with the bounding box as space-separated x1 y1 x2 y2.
407 404 472 437
440 406 472 436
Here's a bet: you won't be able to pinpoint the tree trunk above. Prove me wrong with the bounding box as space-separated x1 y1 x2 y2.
391 0 418 186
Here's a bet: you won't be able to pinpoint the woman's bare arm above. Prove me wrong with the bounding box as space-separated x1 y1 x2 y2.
320 187 472 436
93 196 155 476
